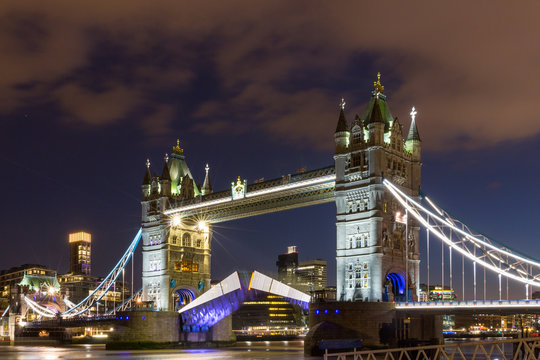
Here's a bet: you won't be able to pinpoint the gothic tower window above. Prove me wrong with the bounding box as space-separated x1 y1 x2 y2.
351 154 361 167
347 263 354 289
352 132 362 144
182 233 191 247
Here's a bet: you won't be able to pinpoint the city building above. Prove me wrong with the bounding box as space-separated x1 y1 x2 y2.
334 74 421 302
276 246 298 287
312 286 337 302
276 246 327 293
0 264 60 320
232 293 306 339
418 284 457 302
296 260 327 293
69 231 91 275
61 231 129 308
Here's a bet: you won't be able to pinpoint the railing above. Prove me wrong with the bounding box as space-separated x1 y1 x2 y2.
165 165 335 215
104 287 143 315
26 314 118 328
396 299 540 309
324 337 540 360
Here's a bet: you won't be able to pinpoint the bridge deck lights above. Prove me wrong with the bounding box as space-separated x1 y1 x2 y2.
198 221 209 233
171 216 181 227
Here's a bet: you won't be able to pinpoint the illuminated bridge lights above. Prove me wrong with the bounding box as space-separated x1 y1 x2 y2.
313 309 340 315
383 179 540 288
61 228 142 318
396 299 540 310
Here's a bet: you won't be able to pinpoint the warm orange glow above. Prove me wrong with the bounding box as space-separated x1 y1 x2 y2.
69 231 91 243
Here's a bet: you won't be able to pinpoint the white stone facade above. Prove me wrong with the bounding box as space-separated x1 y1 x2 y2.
141 150 211 311
335 87 421 302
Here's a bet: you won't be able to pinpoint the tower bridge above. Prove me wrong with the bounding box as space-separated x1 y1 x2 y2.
6 73 540 351
138 73 422 312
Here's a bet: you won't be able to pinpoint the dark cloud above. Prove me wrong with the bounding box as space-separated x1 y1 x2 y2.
54 83 139 125
1 1 540 150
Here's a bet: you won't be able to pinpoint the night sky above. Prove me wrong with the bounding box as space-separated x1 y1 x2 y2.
1 2 540 300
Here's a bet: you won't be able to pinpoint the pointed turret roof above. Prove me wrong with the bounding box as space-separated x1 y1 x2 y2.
392 117 402 132
368 98 384 124
407 107 421 141
359 73 394 131
168 140 201 196
351 114 362 129
142 159 151 185
161 154 171 181
407 120 421 141
335 98 349 133
201 164 212 195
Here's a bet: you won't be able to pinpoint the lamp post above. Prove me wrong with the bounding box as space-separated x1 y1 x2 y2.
405 209 409 303
122 268 125 308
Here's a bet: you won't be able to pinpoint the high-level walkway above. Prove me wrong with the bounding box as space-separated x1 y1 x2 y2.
165 166 335 222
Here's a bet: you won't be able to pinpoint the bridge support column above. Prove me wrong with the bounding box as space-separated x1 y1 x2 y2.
210 315 235 343
107 311 180 349
305 302 442 355
401 312 442 346
8 315 18 342
179 315 236 346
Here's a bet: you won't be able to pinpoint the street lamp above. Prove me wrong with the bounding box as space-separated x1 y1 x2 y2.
122 268 125 307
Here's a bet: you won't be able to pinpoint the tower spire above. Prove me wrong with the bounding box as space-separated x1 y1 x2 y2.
161 154 171 181
142 159 151 185
407 106 421 141
201 163 212 195
172 139 184 155
335 98 349 133
373 72 385 97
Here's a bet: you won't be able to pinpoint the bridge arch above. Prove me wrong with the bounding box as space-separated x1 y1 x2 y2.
172 287 196 311
384 271 405 302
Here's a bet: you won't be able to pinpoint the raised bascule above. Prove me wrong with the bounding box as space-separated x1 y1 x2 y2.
7 74 540 354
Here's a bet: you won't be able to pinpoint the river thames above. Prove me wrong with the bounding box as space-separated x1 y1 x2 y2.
0 341 321 360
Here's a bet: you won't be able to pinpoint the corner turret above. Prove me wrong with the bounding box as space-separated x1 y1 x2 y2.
405 107 421 160
159 154 171 196
201 164 212 196
142 159 151 198
334 98 350 154
367 98 385 146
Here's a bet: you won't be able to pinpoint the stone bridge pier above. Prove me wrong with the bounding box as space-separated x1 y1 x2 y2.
305 302 442 355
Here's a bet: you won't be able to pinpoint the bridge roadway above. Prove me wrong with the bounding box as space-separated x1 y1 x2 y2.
25 314 122 329
396 299 540 315
25 300 540 329
164 166 336 222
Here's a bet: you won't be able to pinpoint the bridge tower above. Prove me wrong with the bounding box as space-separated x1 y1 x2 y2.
141 141 211 311
334 74 422 302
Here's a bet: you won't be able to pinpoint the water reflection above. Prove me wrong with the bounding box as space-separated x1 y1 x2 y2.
0 341 315 360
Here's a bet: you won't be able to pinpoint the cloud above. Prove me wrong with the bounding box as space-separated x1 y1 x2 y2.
1 1 540 151
54 83 139 126
140 105 176 144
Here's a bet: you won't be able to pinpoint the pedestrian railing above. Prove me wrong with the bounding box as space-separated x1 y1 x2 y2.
324 337 540 360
